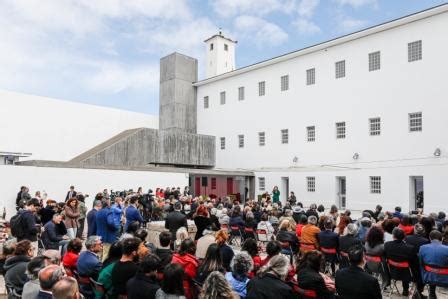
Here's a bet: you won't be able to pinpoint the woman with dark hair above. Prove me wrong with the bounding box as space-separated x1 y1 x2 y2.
194 205 211 240
127 254 161 299
62 238 83 271
229 207 245 229
156 263 186 299
216 230 235 272
64 198 80 239
334 215 350 236
171 239 198 299
195 244 224 284
421 216 435 239
241 238 261 277
365 226 384 256
328 205 339 223
272 186 280 205
297 251 335 299
382 219 398 242
4 240 33 298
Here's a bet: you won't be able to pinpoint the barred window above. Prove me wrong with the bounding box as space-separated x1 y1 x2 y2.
258 177 265 191
307 177 316 192
258 81 266 96
370 176 381 194
336 122 346 139
224 44 228 51
306 68 315 85
238 86 245 101
259 132 265 146
369 117 381 136
203 96 209 109
220 91 226 105
210 43 214 51
307 126 315 142
211 178 217 189
220 137 225 150
369 51 381 71
409 112 422 132
281 129 289 144
238 134 244 148
281 75 289 91
408 40 422 62
335 60 345 79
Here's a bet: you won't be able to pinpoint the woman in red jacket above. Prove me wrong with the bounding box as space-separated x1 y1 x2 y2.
171 238 198 299
62 238 82 274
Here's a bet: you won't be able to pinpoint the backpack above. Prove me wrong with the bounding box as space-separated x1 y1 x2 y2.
10 212 25 238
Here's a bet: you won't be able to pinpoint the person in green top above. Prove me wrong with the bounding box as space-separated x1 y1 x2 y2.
76 194 88 239
272 186 280 204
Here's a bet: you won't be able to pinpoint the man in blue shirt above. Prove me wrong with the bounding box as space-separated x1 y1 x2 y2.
124 197 144 232
419 230 448 298
96 200 117 261
111 197 123 235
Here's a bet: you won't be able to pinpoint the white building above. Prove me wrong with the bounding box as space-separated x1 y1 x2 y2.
195 4 448 212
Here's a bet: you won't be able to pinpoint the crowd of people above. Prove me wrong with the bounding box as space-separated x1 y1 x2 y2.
2 185 448 299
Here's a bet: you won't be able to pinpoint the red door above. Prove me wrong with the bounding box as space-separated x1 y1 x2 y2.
227 177 233 194
195 177 201 196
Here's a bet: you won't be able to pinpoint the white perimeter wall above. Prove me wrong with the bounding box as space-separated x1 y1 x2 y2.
0 165 188 220
0 90 158 161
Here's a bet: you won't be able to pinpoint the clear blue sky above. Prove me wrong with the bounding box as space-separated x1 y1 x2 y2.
0 0 446 115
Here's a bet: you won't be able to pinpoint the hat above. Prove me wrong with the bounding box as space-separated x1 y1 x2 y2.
293 206 302 213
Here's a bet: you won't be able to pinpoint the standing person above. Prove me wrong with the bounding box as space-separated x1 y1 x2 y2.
95 200 117 261
76 195 87 239
127 254 161 299
193 205 211 240
65 186 77 202
16 186 27 208
111 197 124 235
335 246 382 299
64 198 80 240
111 237 141 297
288 192 296 206
165 202 188 247
272 186 280 205
86 200 101 237
124 197 144 232
12 199 41 250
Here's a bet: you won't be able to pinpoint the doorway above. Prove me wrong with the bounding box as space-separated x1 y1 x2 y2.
281 177 289 205
336 177 346 209
410 176 424 210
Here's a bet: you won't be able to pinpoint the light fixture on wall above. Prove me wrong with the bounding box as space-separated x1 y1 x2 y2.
292 156 299 164
434 148 442 157
353 153 359 160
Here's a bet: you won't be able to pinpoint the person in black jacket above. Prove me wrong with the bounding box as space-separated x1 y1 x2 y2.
38 200 57 225
155 231 173 272
127 254 161 299
339 223 361 268
165 202 188 247
247 255 294 299
335 245 382 299
318 218 339 274
297 251 335 298
16 199 41 249
384 227 416 297
41 214 69 250
65 186 77 202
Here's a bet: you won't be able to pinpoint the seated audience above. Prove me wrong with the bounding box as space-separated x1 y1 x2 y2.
200 271 239 299
216 229 234 272
300 216 321 252
335 246 382 299
76 236 103 297
155 263 186 299
241 238 262 277
196 226 217 260
246 255 294 299
52 277 80 299
257 213 275 241
62 238 83 272
195 243 225 284
4 240 34 298
111 237 141 296
41 213 70 251
127 254 161 299
97 241 123 298
155 231 174 271
37 265 65 299
22 256 47 299
174 227 189 252
297 250 335 299
194 205 211 240
318 218 339 274
171 239 198 299
225 251 253 298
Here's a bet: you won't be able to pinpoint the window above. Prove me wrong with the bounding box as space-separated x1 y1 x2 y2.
307 126 315 142
370 176 381 194
336 122 346 139
408 40 422 62
281 75 289 91
335 60 345 79
211 178 217 189
258 132 265 146
238 86 245 101
258 81 266 96
369 117 381 136
369 51 381 71
409 112 422 132
224 44 228 51
307 177 316 192
203 96 209 109
220 91 226 105
238 134 244 148
210 43 213 51
258 177 265 191
281 129 289 144
220 137 225 150
306 68 315 85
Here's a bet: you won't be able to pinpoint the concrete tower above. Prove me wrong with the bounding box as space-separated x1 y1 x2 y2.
205 31 237 78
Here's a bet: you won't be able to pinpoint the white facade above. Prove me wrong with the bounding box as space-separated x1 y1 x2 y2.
0 165 188 220
0 89 158 162
195 6 448 212
205 33 236 78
